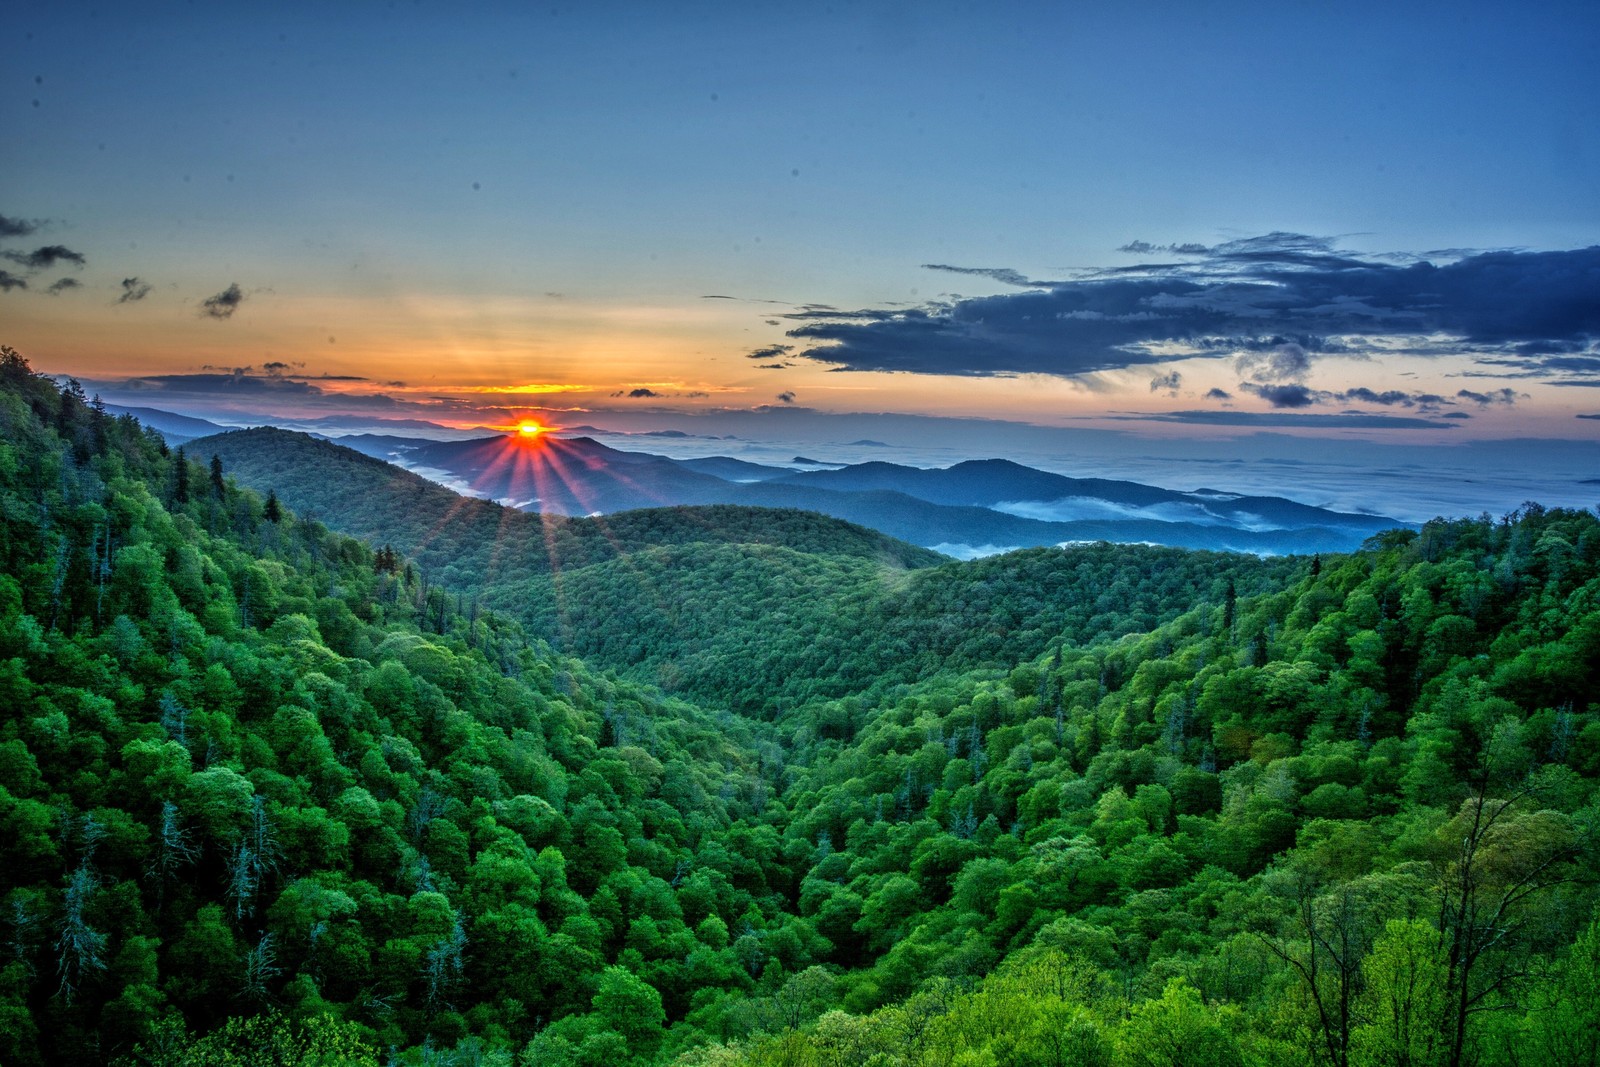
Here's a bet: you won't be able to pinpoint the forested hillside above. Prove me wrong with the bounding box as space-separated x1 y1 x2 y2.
196 428 943 582
3 345 1597 1066
497 542 1299 716
198 427 1304 715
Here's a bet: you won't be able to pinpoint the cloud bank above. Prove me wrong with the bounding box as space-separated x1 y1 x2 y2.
778 235 1600 383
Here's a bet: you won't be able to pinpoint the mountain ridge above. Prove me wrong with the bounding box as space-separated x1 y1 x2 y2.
329 431 1404 555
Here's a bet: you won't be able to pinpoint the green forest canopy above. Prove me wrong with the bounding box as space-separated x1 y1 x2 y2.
0 345 1595 1067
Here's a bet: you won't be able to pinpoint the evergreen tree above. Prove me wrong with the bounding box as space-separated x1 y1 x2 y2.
173 445 190 503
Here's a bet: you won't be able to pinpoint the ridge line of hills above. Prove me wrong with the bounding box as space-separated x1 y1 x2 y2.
197 426 1407 559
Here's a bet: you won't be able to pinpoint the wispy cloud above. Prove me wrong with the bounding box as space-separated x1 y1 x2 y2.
117 277 152 303
45 278 81 294
462 383 591 394
921 263 1043 287
1149 370 1182 395
1116 409 1456 430
1334 387 1450 408
1455 387 1524 405
2 245 86 269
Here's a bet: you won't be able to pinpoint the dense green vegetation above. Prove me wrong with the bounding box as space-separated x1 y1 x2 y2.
200 427 1302 714
500 541 1299 715
3 345 1597 1066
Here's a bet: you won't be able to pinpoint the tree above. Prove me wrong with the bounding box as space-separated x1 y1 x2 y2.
174 446 190 504
264 489 282 524
1352 919 1448 1067
55 865 106 1004
1115 978 1243 1067
1430 757 1585 1067
592 965 665 1052
210 454 226 499
1503 911 1600 1067
1255 868 1385 1067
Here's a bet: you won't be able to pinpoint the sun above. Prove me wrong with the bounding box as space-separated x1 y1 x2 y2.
517 421 544 438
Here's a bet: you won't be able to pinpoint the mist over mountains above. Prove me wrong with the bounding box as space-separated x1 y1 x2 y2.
197 428 1405 557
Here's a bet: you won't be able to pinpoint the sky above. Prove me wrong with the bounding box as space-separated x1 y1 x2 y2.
4 0 1600 512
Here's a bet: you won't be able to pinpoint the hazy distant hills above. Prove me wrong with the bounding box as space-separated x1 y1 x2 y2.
193 428 943 586
104 404 231 443
385 433 1403 555
187 421 1408 556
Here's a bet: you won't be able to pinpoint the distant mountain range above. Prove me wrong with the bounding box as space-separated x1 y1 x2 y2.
204 427 1404 555
104 404 232 443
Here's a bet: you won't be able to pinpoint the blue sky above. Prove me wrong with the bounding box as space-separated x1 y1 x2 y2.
4 0 1599 463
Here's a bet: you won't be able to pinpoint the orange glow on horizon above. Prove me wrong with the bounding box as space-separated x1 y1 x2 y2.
518 421 544 438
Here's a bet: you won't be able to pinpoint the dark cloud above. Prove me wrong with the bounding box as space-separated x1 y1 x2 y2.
1121 410 1455 430
46 278 81 294
1455 388 1523 406
1577 413 1600 420
117 277 152 303
200 283 245 319
3 244 86 270
0 215 43 239
1119 239 1216 256
1149 371 1182 394
756 363 790 369
1465 348 1600 381
1204 387 1232 401
0 270 28 292
784 306 899 322
921 263 1041 288
1334 387 1450 408
778 236 1600 379
91 372 427 421
119 373 327 397
1240 382 1322 408
776 391 797 404
1194 333 1349 354
702 294 789 305
746 344 793 361
1441 412 1473 419
1236 342 1313 383
609 387 662 399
